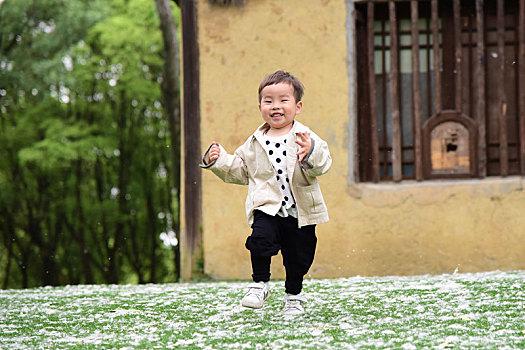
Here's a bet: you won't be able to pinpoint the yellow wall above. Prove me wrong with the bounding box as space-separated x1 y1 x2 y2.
196 0 525 280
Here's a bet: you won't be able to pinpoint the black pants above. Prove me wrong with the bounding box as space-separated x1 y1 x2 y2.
245 210 317 295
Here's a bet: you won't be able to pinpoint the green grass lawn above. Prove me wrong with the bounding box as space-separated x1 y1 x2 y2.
1 270 524 349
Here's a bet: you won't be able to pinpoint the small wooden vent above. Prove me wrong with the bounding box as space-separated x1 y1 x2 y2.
423 111 477 179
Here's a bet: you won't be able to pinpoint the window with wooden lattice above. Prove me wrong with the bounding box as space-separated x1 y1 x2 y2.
354 0 525 182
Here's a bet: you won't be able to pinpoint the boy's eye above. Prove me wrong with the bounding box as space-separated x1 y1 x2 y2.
281 99 288 102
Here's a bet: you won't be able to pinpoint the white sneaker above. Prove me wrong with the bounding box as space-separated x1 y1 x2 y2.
283 293 306 316
241 282 270 309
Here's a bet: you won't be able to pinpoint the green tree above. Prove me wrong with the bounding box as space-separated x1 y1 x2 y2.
155 0 181 279
0 0 181 288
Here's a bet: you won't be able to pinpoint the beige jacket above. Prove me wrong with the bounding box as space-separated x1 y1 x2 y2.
201 121 331 227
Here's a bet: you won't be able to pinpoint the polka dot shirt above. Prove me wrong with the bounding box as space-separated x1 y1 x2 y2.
262 133 297 218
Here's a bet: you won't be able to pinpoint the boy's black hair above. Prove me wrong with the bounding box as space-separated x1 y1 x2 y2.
258 70 304 104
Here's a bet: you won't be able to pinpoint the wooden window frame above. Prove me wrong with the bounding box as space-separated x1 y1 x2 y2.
355 0 525 183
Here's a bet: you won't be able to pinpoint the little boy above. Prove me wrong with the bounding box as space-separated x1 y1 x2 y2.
201 70 331 316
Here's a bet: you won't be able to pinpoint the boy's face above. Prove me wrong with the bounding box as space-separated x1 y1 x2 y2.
259 82 302 134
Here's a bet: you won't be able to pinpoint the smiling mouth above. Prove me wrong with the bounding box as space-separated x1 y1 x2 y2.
271 113 284 118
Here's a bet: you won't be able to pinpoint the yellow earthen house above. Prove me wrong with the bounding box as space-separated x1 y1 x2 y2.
179 0 525 280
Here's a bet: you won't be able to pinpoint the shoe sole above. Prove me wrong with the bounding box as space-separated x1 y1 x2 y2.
283 310 304 317
241 292 270 309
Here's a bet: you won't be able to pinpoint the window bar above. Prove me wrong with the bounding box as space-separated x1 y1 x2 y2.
367 2 381 182
389 0 402 181
411 0 423 181
426 17 432 118
497 0 508 176
468 15 474 118
476 0 487 177
519 0 525 175
431 0 442 115
381 20 388 179
454 0 463 112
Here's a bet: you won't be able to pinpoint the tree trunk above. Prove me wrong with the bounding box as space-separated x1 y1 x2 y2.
94 157 110 275
154 0 182 280
75 159 94 284
145 183 157 282
1 216 14 289
128 215 145 283
2 240 12 289
108 93 131 284
42 187 60 286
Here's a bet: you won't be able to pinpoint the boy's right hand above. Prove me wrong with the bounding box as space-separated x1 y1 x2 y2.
206 142 220 164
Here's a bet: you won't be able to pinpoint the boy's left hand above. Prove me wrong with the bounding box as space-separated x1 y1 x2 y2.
295 132 312 163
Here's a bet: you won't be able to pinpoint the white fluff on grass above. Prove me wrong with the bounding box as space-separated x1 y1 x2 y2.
0 270 524 349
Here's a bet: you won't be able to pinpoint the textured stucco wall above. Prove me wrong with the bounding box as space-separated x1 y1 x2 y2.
196 0 525 280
